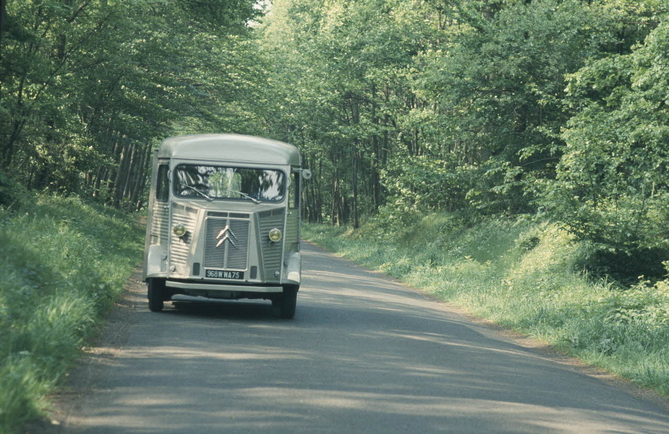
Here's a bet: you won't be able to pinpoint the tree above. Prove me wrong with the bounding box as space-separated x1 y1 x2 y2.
544 13 669 261
260 0 659 224
413 0 629 215
0 0 264 209
260 0 439 225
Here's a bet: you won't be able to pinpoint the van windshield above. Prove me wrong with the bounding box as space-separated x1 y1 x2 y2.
174 165 286 203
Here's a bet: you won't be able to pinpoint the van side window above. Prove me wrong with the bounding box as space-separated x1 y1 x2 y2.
289 172 299 209
156 165 169 202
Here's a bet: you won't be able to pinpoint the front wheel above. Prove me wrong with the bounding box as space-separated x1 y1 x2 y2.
275 285 298 319
147 278 166 312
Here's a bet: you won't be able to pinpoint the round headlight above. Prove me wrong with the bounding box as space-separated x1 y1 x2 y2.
173 223 187 237
268 228 282 242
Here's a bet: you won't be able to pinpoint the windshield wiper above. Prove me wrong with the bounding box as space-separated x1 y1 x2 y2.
183 185 213 201
182 185 259 203
232 190 261 204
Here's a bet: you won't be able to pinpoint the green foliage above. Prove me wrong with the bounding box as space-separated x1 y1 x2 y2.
3 0 666 276
178 0 260 30
0 168 28 209
1 0 668 324
261 0 667 256
381 154 476 214
413 0 626 214
260 0 439 225
0 0 264 206
2 0 668 427
0 195 143 433
541 14 669 274
263 0 669 281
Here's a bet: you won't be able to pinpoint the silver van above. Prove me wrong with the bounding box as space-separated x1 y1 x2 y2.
143 134 309 318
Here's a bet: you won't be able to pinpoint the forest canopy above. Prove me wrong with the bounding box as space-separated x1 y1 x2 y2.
1 0 668 279
257 0 669 278
0 0 264 208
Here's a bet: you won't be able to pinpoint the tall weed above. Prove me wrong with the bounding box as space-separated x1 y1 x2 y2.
0 195 143 433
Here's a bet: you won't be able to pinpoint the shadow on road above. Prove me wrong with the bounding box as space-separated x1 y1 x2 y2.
58 243 669 434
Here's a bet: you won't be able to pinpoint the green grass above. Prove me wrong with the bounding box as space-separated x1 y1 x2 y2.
0 195 144 433
303 215 669 397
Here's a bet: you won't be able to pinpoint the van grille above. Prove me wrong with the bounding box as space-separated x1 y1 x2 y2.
205 217 250 270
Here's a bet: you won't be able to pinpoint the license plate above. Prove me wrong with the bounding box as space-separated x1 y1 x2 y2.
205 270 244 280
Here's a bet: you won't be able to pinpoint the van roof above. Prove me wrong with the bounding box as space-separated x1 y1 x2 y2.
157 134 301 166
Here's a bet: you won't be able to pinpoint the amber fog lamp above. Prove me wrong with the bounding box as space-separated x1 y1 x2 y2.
268 228 282 243
173 223 187 237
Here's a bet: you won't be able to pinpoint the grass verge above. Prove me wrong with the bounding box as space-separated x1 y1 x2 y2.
303 215 669 397
0 195 144 433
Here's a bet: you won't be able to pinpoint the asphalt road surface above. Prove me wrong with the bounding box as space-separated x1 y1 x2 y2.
58 242 669 433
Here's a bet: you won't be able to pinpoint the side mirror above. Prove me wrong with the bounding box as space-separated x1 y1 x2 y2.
301 169 312 180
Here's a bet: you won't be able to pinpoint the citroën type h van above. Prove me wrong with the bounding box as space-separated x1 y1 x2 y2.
143 134 309 319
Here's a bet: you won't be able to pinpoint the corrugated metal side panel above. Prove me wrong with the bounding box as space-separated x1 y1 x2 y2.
284 215 300 255
151 205 169 245
257 209 285 281
170 205 198 267
285 216 299 244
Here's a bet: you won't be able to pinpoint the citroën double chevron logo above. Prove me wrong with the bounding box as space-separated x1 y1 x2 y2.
215 225 239 249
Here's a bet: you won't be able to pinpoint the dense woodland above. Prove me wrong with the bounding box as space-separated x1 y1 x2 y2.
1 0 668 278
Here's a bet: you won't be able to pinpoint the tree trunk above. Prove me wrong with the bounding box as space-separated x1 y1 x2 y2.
0 0 6 54
352 147 359 229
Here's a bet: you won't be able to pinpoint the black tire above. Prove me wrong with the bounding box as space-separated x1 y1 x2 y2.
277 285 298 319
147 278 166 312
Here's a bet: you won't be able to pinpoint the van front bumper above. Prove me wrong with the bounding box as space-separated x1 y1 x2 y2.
165 280 283 293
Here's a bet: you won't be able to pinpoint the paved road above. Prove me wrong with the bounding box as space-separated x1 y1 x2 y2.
61 242 669 433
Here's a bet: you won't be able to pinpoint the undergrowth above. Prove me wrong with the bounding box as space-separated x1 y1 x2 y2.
303 214 669 397
0 195 143 433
